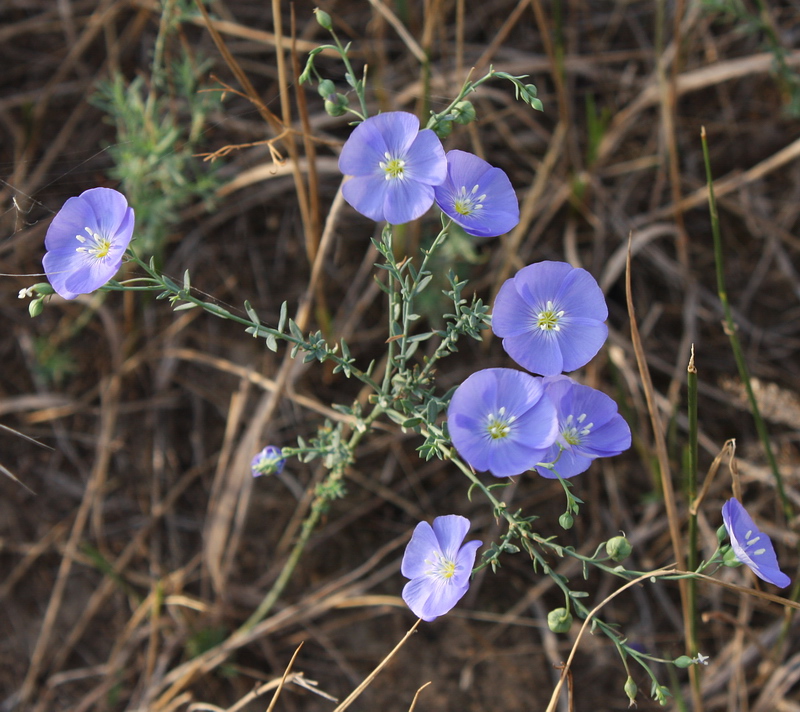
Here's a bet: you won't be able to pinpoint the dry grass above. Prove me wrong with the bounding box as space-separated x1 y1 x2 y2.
2 1 800 710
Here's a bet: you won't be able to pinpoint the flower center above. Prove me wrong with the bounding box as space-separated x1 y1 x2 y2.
75 226 112 260
427 551 457 580
486 407 515 440
379 152 406 180
536 300 565 331
560 413 593 447
453 184 486 216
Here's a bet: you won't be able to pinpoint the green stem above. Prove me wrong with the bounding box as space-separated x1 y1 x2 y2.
700 128 791 522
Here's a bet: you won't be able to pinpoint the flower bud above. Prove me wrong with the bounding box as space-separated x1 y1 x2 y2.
317 79 336 98
624 676 637 707
606 535 633 562
29 298 44 318
314 8 333 30
324 93 348 117
716 523 728 544
431 117 453 139
251 446 286 477
559 512 574 530
547 607 573 633
452 100 476 125
721 545 742 568
673 655 693 669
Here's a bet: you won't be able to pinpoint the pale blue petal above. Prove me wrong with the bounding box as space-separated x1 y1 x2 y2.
384 180 434 224
453 539 483 586
492 279 537 337
536 448 592 479
723 498 790 588
502 329 564 376
402 575 467 621
401 521 440 579
80 187 132 237
584 414 631 457
338 118 390 176
404 129 447 185
555 268 608 321
43 248 88 300
371 111 419 156
44 196 98 251
432 515 470 560
514 261 574 308
558 318 608 373
342 175 389 221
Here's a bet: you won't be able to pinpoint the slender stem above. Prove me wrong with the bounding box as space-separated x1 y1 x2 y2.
123 250 382 392
700 127 791 522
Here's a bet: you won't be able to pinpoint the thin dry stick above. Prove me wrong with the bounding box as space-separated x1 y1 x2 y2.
21 373 122 705
625 234 694 687
690 439 736 516
270 0 313 251
192 0 282 132
365 0 426 64
332 619 422 712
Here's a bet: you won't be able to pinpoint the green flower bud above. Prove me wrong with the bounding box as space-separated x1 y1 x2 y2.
431 118 453 139
324 93 348 117
317 79 336 98
673 655 693 669
33 282 55 295
624 676 637 706
29 298 44 318
547 607 573 633
606 535 633 562
559 512 574 530
314 8 333 30
452 100 476 125
716 523 728 544
721 545 742 568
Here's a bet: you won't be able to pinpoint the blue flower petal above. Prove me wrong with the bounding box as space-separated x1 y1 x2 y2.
404 129 447 185
492 261 608 376
535 377 630 479
43 188 134 300
338 112 446 223
342 175 389 222
722 498 790 588
432 515 471 561
384 180 435 225
448 368 558 477
401 515 481 621
401 521 441 579
434 151 519 237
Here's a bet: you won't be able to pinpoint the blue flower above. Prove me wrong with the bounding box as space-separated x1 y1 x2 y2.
43 188 135 300
492 261 608 376
251 446 286 477
447 368 558 478
722 498 790 588
401 514 482 621
534 376 631 479
338 111 447 224
433 150 519 237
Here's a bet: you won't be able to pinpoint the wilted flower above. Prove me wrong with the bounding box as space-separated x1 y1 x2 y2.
401 514 482 621
535 376 631 479
492 261 608 376
43 188 135 300
338 111 447 224
721 497 790 588
433 150 519 237
447 368 558 478
251 446 286 477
